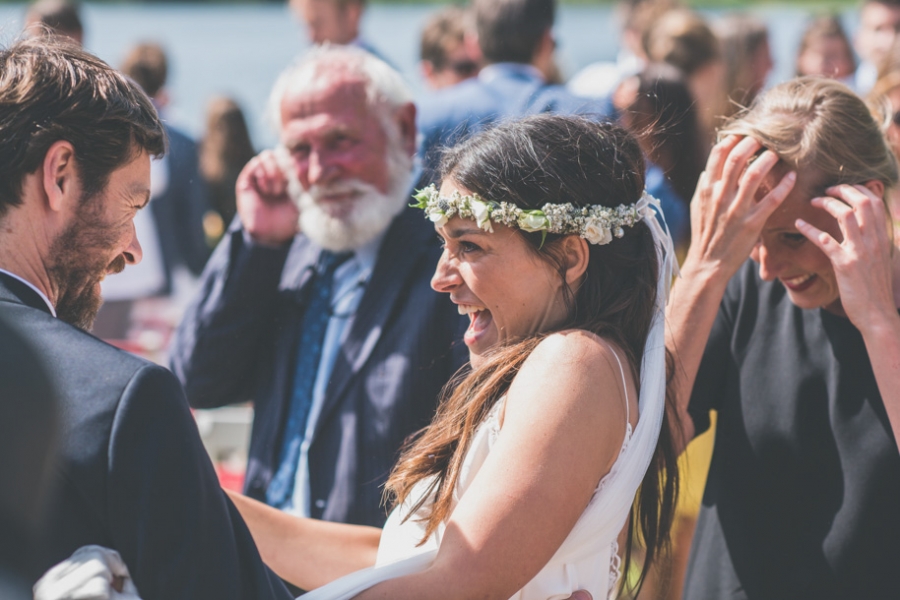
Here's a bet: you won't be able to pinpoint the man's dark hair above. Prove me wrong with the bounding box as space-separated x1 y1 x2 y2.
0 37 166 218
121 42 168 99
26 0 83 37
474 0 554 64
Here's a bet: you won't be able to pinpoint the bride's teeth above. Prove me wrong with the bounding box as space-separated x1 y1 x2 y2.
457 305 486 315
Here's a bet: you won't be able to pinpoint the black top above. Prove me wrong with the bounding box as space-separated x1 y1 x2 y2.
683 261 900 599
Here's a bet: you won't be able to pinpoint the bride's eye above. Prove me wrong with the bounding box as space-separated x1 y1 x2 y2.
459 241 481 253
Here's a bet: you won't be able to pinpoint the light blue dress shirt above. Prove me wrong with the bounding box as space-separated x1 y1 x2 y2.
286 232 385 516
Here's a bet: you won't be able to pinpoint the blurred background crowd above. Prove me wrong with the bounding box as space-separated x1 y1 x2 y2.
6 0 900 597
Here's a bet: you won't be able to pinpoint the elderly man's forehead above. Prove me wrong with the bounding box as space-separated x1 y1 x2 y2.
282 72 371 116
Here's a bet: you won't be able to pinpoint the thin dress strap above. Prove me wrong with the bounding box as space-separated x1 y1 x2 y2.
603 342 630 429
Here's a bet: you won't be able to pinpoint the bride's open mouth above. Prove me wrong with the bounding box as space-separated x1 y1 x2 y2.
458 304 493 346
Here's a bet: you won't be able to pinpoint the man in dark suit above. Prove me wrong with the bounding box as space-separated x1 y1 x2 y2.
415 0 612 184
0 315 58 599
0 37 291 600
171 45 467 528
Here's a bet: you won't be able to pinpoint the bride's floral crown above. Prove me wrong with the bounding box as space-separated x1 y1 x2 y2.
412 184 658 245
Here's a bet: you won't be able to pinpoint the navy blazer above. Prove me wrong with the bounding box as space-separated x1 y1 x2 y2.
0 274 291 600
416 63 614 183
171 206 468 527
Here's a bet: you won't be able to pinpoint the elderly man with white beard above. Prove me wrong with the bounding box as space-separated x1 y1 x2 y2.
170 46 467 532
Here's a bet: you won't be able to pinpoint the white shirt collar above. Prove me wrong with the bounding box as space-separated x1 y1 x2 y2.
350 229 385 274
0 268 56 317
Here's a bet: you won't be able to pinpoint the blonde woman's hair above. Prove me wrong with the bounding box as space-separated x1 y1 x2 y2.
720 76 898 199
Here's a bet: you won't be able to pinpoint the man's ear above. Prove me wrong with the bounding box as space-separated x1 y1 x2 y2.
394 102 418 158
41 141 78 213
561 235 590 287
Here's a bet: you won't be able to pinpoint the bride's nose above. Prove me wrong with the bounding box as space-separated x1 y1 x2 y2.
431 252 462 293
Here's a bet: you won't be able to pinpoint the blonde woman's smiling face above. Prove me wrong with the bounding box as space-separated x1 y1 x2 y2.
430 180 570 368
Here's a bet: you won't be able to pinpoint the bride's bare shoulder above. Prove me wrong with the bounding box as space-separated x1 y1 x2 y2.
526 329 627 373
509 330 631 409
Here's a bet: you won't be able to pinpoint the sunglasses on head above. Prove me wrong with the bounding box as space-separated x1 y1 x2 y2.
448 60 479 77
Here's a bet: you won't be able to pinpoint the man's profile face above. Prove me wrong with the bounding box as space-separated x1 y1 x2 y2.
292 0 359 45
857 1 900 65
49 150 150 330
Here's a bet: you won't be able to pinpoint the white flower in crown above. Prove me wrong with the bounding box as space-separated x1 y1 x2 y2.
427 209 449 228
582 217 612 245
518 210 549 232
470 199 494 232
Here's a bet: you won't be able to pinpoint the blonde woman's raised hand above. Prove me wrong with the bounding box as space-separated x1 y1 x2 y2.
796 183 900 334
686 135 796 280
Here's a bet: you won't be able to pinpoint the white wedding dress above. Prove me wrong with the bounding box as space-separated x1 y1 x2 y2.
301 327 667 600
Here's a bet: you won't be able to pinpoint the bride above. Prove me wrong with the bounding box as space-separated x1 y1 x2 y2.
226 114 680 600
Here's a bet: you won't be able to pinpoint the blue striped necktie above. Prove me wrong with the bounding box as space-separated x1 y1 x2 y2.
266 250 352 509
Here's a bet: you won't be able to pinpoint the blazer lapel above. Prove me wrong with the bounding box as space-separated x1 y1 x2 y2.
313 208 432 437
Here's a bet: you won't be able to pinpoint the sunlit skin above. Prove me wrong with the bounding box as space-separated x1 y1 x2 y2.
856 1 900 66
750 167 846 313
430 181 571 368
76 151 150 276
291 0 361 45
237 75 415 246
0 141 149 330
49 149 150 328
796 36 855 80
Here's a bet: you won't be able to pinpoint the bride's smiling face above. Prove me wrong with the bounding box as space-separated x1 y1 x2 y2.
430 181 571 368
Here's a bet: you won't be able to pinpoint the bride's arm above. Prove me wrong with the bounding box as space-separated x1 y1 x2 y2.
353 331 632 599
226 490 381 590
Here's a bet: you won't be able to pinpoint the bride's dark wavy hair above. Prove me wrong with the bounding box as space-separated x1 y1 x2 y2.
384 115 679 594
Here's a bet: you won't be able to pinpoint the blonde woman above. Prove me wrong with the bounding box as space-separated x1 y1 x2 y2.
668 77 900 597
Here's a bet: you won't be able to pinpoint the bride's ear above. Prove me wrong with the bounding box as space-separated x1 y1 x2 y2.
560 235 590 287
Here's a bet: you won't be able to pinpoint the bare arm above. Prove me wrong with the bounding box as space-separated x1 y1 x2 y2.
666 136 796 453
226 490 381 590
352 331 634 599
796 184 900 452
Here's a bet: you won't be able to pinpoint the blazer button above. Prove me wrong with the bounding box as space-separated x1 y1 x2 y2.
315 499 326 509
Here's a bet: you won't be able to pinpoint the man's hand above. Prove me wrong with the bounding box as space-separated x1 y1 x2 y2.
236 149 300 246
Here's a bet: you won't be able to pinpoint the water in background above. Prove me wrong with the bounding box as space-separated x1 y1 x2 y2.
0 3 859 148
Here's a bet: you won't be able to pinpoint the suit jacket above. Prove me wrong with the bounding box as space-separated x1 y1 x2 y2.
150 124 211 293
171 207 468 527
416 63 614 184
0 273 291 600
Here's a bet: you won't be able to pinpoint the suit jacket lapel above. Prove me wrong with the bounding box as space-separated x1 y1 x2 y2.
314 208 431 437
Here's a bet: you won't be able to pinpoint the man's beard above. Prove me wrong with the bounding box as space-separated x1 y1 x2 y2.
283 135 413 253
47 205 127 331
